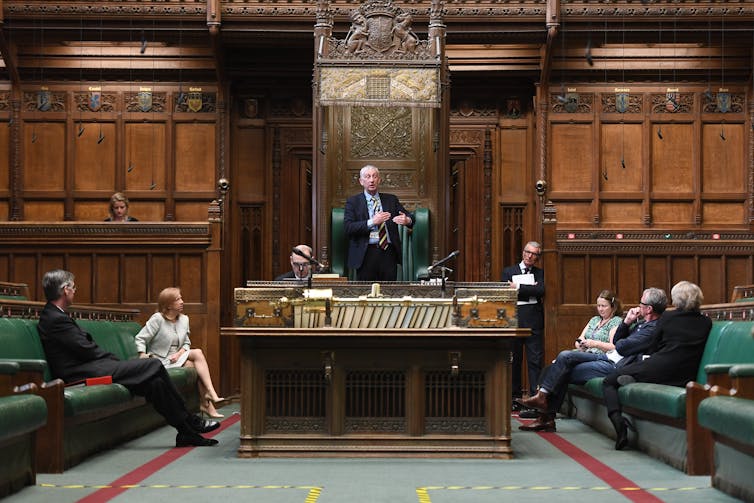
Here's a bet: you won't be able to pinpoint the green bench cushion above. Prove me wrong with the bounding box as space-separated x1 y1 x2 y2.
582 377 604 398
63 384 135 416
77 320 141 361
698 396 754 447
0 318 51 381
619 382 687 419
0 394 47 441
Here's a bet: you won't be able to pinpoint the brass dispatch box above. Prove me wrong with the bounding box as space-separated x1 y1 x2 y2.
234 282 518 329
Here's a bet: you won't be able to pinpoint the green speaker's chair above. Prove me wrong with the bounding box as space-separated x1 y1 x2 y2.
330 207 430 281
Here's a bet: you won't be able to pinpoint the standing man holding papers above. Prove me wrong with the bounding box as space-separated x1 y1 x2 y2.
502 241 545 416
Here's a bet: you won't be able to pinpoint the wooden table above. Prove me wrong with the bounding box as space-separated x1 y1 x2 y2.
222 326 529 458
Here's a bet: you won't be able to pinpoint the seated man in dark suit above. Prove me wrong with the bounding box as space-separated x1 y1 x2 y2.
344 165 413 282
275 244 316 281
37 269 220 447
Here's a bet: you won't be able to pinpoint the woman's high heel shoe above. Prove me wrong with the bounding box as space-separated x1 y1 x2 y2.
200 395 224 419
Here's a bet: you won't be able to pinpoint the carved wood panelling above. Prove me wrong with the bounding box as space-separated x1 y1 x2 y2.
547 86 751 228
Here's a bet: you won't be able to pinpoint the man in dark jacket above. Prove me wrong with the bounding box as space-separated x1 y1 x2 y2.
344 165 413 281
502 241 545 409
37 269 220 447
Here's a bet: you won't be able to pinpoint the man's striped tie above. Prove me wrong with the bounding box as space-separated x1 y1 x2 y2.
372 196 389 250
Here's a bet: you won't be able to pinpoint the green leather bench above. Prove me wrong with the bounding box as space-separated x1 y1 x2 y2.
564 320 754 474
0 361 47 498
330 206 430 281
0 316 199 473
698 363 754 501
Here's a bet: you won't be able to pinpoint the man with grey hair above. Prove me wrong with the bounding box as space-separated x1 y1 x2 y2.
502 241 545 416
37 269 220 447
344 165 413 281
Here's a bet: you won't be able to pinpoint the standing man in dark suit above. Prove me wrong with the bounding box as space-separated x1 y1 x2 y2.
502 241 545 413
344 165 414 281
37 269 220 447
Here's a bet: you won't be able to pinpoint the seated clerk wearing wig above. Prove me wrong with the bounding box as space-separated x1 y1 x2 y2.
517 288 666 432
36 270 220 447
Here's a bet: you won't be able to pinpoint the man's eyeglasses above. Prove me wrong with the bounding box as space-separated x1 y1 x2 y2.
523 250 541 257
64 283 77 292
639 301 649 307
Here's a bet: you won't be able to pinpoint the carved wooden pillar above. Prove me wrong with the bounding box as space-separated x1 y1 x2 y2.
312 0 333 261
9 96 21 220
541 201 558 362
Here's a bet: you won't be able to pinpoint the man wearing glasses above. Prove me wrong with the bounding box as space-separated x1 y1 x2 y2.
275 244 316 281
502 241 545 417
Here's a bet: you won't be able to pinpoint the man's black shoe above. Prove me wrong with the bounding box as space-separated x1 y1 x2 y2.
190 415 220 434
518 408 540 419
511 400 523 412
176 431 219 447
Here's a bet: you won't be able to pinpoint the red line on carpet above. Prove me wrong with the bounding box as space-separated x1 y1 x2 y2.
75 414 241 503
517 417 664 503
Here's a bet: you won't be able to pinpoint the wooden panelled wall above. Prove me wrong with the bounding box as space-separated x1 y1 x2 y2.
0 83 219 222
539 83 753 361
545 83 751 229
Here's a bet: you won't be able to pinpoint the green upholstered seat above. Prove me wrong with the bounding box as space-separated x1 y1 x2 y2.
331 206 430 281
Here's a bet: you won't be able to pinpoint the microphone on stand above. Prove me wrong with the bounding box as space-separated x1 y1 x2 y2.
427 250 460 272
291 247 325 270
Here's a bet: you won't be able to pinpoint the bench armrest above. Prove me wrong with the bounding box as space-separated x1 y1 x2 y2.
0 361 21 374
729 364 754 399
704 363 734 388
685 380 714 475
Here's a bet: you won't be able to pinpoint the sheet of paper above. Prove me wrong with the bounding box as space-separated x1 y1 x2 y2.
511 273 535 285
